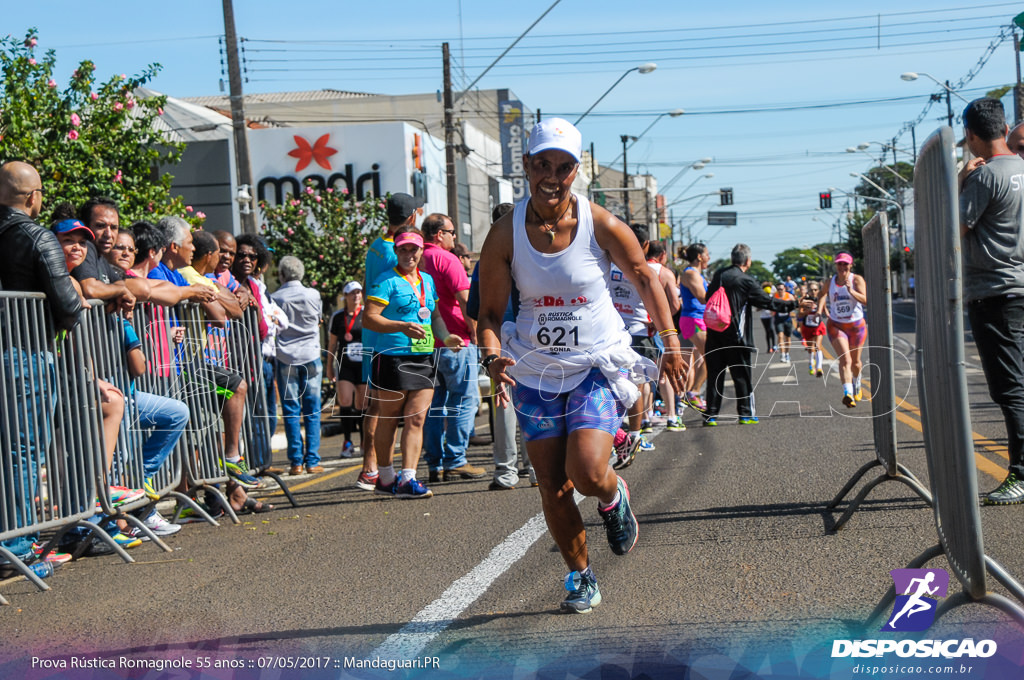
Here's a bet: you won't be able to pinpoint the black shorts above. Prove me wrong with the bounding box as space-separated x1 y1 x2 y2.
773 317 793 335
371 352 436 392
630 334 658 362
182 362 243 403
336 358 365 386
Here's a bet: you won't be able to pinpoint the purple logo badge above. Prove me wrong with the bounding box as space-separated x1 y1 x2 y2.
882 568 949 632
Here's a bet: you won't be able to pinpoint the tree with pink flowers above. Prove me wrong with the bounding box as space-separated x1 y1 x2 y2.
0 28 200 225
260 182 388 308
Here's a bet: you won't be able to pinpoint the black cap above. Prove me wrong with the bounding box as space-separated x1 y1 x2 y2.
387 192 425 225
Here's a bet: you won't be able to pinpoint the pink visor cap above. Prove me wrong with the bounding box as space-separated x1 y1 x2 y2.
834 252 853 265
393 232 424 249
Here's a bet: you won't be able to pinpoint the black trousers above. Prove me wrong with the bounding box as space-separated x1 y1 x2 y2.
704 341 755 418
968 295 1024 479
760 317 775 352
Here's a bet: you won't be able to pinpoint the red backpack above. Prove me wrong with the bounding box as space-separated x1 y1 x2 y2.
703 285 732 332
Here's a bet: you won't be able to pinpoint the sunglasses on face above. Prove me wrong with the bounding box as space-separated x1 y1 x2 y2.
237 252 258 261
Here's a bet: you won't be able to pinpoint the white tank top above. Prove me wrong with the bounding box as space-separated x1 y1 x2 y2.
507 194 629 391
609 262 649 336
828 275 864 323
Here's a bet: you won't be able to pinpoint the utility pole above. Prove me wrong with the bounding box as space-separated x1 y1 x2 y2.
944 81 954 128
1015 30 1024 125
222 0 256 234
442 43 459 227
621 134 635 223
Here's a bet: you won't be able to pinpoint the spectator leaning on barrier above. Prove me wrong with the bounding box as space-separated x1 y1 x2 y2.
124 221 215 308
271 255 325 476
150 217 269 506
232 234 285 438
959 96 1024 505
211 230 253 309
70 195 136 317
109 228 137 272
0 161 83 570
420 212 486 483
178 230 244 322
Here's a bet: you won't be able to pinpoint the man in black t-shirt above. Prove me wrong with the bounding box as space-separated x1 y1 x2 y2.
71 196 135 315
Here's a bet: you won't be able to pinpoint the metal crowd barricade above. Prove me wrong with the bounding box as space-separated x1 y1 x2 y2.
1 294 107 603
166 302 239 524
82 304 173 552
828 212 932 530
129 302 206 521
867 126 1024 627
223 305 296 506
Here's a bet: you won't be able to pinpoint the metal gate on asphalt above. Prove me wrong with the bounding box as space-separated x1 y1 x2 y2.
828 211 932 530
867 126 1024 627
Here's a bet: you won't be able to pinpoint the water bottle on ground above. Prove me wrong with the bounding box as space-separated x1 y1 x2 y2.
28 562 54 579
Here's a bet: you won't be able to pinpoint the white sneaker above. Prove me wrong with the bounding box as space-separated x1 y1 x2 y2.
144 510 182 536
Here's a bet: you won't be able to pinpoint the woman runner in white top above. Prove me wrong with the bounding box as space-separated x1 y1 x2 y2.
817 251 867 407
477 118 687 615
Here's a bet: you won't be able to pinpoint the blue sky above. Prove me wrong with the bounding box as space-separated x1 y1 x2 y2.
7 1 1022 265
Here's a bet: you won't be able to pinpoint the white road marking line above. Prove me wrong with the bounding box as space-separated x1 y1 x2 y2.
372 512 550 659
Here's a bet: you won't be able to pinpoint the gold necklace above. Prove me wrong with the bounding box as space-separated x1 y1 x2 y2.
529 196 574 242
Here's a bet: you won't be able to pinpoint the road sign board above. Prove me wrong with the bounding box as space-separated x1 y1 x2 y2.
707 210 737 226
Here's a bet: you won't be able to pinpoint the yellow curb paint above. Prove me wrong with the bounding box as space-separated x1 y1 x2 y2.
267 464 363 497
822 346 1006 482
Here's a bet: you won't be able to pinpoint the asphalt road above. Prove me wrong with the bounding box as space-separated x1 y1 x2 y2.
1 298 1022 679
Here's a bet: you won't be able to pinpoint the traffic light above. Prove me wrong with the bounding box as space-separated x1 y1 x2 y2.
819 191 832 209
720 187 733 206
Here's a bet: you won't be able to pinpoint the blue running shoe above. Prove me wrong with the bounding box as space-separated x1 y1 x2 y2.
703 417 718 427
599 476 638 556
637 435 655 452
560 567 602 614
374 477 397 497
394 478 433 499
738 416 759 425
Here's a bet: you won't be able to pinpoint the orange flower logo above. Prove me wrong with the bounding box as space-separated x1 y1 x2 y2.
288 134 337 172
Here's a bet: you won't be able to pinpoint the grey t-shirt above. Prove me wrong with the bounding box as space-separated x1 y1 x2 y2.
960 154 1024 302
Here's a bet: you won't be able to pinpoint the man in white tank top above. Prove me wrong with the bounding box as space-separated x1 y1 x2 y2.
476 118 688 614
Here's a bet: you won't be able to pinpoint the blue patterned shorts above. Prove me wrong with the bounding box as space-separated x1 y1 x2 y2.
512 368 626 442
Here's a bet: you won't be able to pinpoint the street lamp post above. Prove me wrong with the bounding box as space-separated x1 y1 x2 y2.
845 144 909 184
601 109 685 175
667 173 714 207
573 63 657 126
901 72 970 128
660 157 714 194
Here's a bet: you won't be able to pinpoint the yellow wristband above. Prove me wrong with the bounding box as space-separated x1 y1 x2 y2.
658 328 679 337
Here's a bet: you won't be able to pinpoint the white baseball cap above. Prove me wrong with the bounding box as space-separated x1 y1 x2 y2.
527 117 582 162
343 281 362 294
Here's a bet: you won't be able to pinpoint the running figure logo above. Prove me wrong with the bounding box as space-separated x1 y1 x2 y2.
882 568 949 632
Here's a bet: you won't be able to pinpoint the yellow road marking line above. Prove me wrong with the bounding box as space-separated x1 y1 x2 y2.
821 345 1006 482
267 463 363 497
